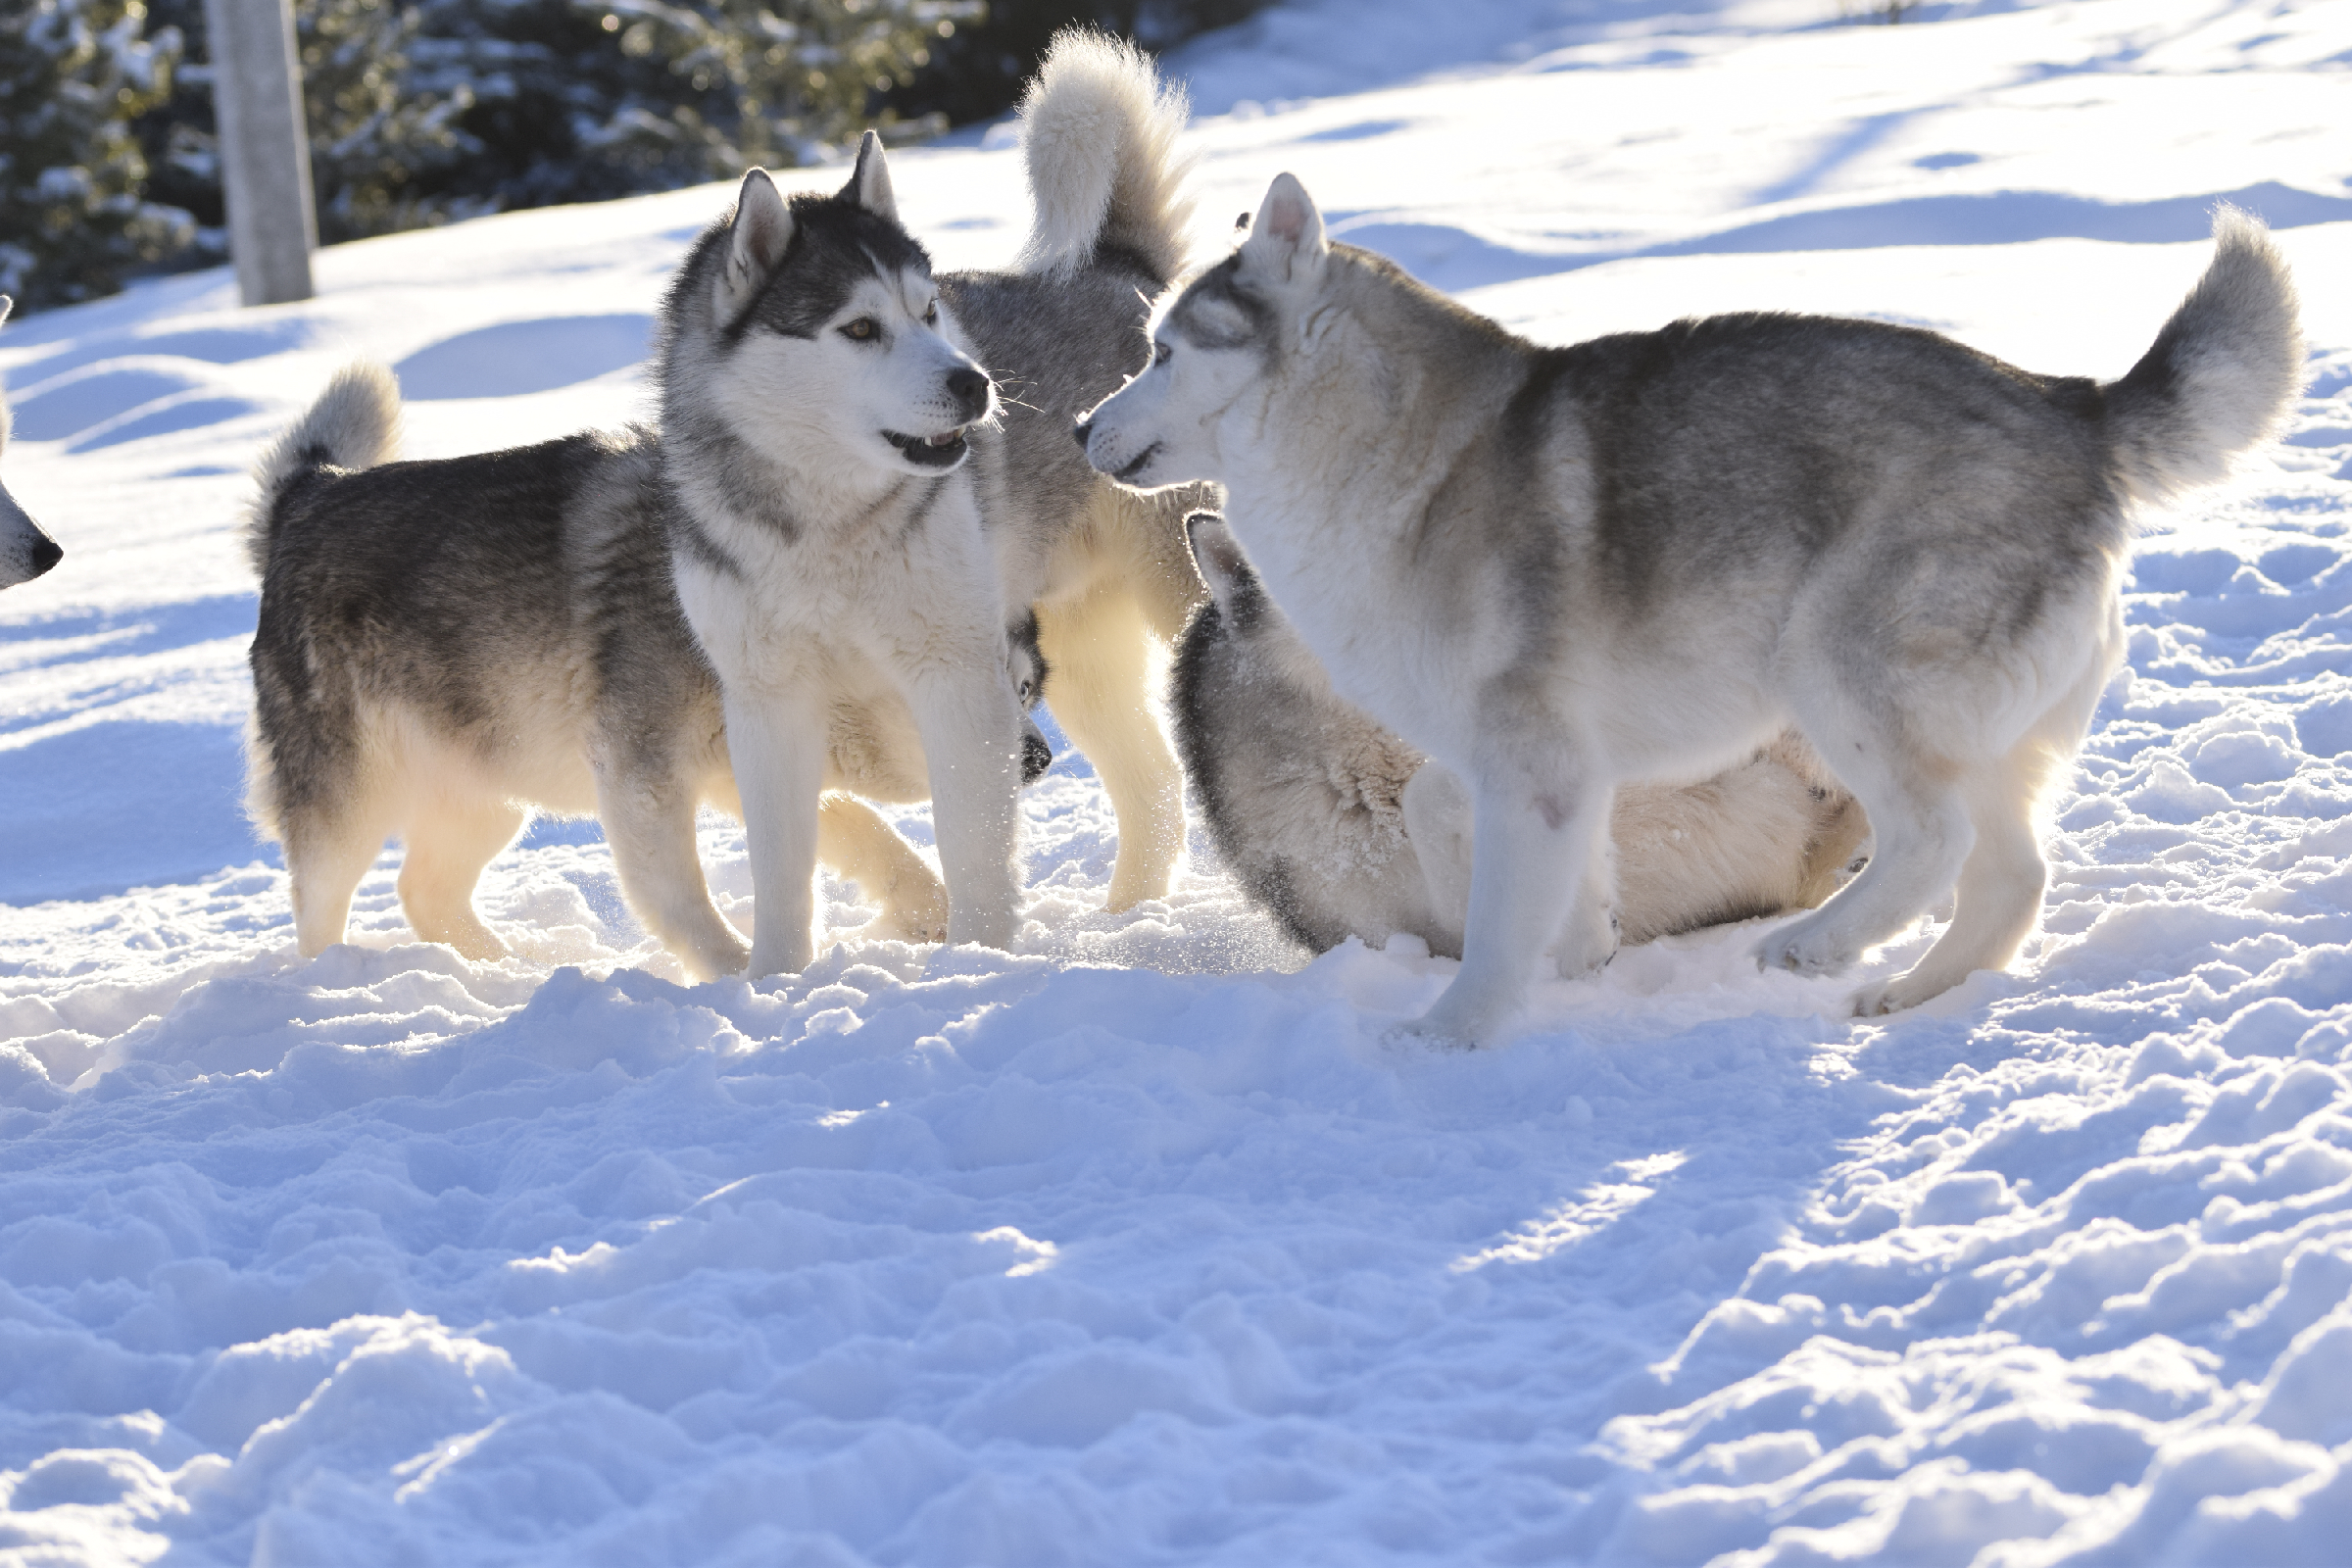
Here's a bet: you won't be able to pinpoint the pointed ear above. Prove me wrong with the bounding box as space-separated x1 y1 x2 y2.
842 130 899 223
1186 513 1253 613
715 169 794 325
1241 173 1326 285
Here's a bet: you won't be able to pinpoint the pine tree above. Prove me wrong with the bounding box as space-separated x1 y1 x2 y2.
137 0 474 252
0 0 186 309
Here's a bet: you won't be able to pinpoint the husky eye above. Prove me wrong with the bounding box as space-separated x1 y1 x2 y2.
923 299 940 325
842 318 879 342
1152 340 1173 367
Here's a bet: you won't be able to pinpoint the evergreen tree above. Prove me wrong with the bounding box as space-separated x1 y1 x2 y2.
889 0 1270 130
405 0 981 213
137 0 474 251
0 0 186 309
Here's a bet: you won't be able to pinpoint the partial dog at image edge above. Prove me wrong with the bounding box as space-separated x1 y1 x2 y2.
0 295 66 591
1081 181 2302 1044
1174 512 1869 959
243 148 1050 981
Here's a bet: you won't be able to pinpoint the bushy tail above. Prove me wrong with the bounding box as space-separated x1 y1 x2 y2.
244 361 402 576
1015 28 1195 285
2105 208 2304 506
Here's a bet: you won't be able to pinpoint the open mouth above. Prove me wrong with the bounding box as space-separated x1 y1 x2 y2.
885 427 970 468
1113 442 1162 483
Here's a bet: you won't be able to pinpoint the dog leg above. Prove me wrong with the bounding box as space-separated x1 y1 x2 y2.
1406 762 1605 1048
724 691 828 980
816 792 948 944
906 671 1022 951
397 799 524 961
1547 811 1620 978
1854 635 2109 1012
284 808 389 958
1036 589 1184 910
1756 737 1974 983
597 763 750 982
1400 761 1473 956
1855 760 2043 1013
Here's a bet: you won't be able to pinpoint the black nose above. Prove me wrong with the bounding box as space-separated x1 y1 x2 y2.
946 366 989 418
1022 731 1053 785
1071 418 1092 452
28 536 61 577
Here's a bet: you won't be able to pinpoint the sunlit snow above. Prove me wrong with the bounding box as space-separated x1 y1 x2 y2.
4 0 2352 1561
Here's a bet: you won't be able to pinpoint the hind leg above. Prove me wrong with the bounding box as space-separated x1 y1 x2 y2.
1755 728 1975 985
817 793 948 944
397 798 525 961
1852 644 2110 1013
1036 587 1184 910
284 807 392 958
599 765 750 982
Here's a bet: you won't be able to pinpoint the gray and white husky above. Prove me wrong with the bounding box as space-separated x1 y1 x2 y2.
1083 179 2301 1042
248 33 1208 980
1174 513 1867 958
1 296 65 590
247 147 1046 980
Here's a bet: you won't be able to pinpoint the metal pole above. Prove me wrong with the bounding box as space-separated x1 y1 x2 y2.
203 0 316 306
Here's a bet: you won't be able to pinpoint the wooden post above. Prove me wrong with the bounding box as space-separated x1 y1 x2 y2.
203 0 315 306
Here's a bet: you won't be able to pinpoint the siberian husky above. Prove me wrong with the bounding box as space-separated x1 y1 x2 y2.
1175 513 1867 957
1 296 65 590
1083 181 2301 1042
943 29 1217 911
247 149 1046 981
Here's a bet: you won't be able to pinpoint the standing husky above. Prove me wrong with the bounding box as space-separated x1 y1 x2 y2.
248 146 1046 981
1175 513 1867 957
662 141 1026 979
1083 181 2300 1042
943 29 1217 911
1 297 65 590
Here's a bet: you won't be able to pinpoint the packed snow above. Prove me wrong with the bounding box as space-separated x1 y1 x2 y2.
5 0 2352 1560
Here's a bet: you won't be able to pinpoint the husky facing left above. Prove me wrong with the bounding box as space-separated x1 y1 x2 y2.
246 141 1046 979
1 297 65 591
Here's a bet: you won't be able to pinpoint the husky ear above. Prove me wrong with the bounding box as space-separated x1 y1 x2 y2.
1186 513 1254 614
716 169 795 325
842 130 900 223
1242 173 1327 286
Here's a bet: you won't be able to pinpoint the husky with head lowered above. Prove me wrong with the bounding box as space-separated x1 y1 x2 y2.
1083 179 2301 1043
1175 513 1868 959
2 296 65 591
246 142 1047 979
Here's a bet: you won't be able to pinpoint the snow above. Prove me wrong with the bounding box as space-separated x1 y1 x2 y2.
4 0 2352 1560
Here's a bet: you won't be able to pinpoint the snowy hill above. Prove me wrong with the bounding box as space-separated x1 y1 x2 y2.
4 0 2352 1560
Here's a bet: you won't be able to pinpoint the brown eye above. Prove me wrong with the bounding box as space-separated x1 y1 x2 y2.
843 318 878 341
924 300 940 324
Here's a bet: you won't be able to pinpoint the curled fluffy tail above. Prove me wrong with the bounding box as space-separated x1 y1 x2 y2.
2106 208 2304 506
245 361 402 576
1015 29 1195 284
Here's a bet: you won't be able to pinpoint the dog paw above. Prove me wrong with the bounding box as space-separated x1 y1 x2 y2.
870 906 949 945
1754 918 1857 978
1851 966 1958 1017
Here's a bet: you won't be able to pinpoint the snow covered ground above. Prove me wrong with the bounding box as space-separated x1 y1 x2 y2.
4 0 2352 1559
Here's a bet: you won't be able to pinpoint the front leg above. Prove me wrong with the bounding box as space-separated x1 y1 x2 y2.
723 687 828 980
1407 761 1606 1049
906 667 1023 952
1399 760 1473 957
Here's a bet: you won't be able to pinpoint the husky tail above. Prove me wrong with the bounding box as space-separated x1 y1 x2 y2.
1015 28 1195 285
245 361 403 575
2105 208 2303 506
